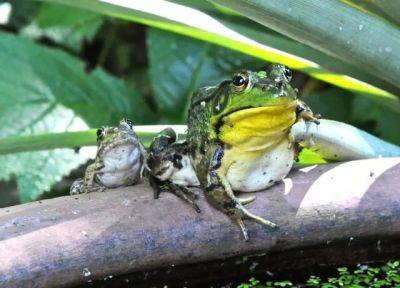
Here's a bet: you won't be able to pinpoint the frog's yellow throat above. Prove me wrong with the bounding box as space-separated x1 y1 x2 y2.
214 101 297 152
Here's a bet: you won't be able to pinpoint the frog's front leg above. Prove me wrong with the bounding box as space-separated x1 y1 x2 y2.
70 162 106 194
296 100 320 124
202 145 276 241
289 100 321 151
149 175 200 213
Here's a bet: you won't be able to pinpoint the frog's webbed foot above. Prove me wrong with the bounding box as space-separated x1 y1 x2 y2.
85 185 106 193
69 178 106 195
235 202 277 241
206 182 276 241
235 212 278 241
204 145 277 241
70 179 84 195
149 176 200 213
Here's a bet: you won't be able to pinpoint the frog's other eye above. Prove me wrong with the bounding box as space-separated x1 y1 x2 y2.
125 118 133 128
232 74 248 91
283 67 292 82
96 127 106 140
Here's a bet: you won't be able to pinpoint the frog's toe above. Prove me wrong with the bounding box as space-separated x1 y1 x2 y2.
237 218 249 241
242 208 277 229
238 196 256 205
70 179 84 195
234 205 276 240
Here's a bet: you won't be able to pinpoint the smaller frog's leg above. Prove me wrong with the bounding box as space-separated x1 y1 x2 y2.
149 175 200 213
149 175 163 199
123 173 140 186
139 142 148 177
296 100 321 124
81 161 106 193
168 182 200 213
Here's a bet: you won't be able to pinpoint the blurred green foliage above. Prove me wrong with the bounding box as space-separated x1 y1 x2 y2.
0 0 399 203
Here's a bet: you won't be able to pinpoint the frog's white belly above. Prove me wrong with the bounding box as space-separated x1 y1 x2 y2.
97 144 142 187
226 140 294 192
160 155 200 186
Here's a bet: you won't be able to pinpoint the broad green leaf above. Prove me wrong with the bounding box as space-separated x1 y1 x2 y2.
171 0 400 95
0 31 154 127
39 0 400 112
224 19 400 97
211 0 400 91
21 2 104 51
148 28 264 121
0 31 153 201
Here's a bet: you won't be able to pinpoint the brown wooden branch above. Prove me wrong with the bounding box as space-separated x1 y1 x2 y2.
1 158 400 287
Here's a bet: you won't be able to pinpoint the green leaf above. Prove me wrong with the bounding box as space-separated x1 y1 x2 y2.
148 28 263 121
352 95 400 145
211 0 400 91
0 31 154 201
0 30 154 127
21 2 104 51
304 88 354 123
0 109 95 202
5 0 40 28
224 19 400 97
38 0 400 112
344 0 400 27
298 149 327 165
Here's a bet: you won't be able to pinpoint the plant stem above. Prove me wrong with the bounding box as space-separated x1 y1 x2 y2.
0 125 187 155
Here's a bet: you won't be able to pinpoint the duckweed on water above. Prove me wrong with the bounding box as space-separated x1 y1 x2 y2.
237 260 400 288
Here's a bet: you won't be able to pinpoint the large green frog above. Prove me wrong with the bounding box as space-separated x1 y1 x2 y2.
147 64 319 240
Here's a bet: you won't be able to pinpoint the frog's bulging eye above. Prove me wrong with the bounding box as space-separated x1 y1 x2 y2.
125 119 133 128
232 74 248 91
96 128 105 140
284 67 292 81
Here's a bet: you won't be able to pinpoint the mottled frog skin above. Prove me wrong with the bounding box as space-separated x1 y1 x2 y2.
70 119 147 195
148 64 319 240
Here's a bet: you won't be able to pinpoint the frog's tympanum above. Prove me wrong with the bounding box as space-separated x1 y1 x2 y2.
70 119 147 195
147 64 320 240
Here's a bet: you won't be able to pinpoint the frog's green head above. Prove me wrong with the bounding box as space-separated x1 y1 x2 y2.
209 64 299 149
211 64 296 118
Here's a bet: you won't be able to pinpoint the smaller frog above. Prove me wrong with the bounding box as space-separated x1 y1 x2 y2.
146 128 201 212
70 119 147 195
